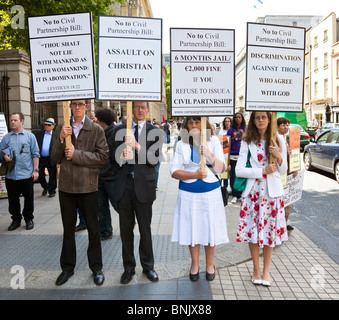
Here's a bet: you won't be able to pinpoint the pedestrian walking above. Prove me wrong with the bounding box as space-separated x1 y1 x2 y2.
0 112 40 231
35 118 57 198
235 111 288 286
227 112 246 203
51 99 109 286
153 121 164 190
111 101 162 284
95 107 118 240
171 117 229 281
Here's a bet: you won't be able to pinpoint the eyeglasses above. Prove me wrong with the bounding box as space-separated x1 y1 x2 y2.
133 106 148 110
45 124 52 126
255 116 268 121
70 102 86 107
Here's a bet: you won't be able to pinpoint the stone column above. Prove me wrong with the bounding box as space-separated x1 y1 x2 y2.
0 49 31 130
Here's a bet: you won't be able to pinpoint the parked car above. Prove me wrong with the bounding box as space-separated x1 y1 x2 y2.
315 123 339 140
287 123 310 151
304 128 339 183
306 122 318 142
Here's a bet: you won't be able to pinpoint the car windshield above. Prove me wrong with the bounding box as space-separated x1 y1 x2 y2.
290 124 305 133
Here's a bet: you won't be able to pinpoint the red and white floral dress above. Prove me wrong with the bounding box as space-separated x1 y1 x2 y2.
236 141 288 248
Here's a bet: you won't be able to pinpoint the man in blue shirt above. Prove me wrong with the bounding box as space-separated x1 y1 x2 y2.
35 118 57 197
0 112 40 231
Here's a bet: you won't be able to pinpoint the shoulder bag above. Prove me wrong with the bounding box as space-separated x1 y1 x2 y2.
233 150 251 192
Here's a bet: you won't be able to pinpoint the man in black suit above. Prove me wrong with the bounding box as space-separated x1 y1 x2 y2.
35 118 57 197
112 101 163 284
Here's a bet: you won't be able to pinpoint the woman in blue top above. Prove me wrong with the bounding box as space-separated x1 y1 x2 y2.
227 112 246 203
171 117 229 281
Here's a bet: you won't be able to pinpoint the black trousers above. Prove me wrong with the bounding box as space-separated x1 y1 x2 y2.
5 178 34 222
118 177 154 272
58 191 102 273
38 156 57 194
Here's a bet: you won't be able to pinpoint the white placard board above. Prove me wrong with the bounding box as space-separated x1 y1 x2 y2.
245 23 305 112
97 16 162 101
283 170 304 207
170 28 235 117
28 12 96 102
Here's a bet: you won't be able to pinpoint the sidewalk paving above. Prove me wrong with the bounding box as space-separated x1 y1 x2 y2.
0 135 338 300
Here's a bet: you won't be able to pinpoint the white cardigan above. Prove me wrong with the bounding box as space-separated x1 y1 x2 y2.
170 136 225 183
235 135 287 198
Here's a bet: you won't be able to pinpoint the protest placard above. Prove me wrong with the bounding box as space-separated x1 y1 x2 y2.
246 23 305 113
28 12 96 102
97 16 162 101
283 169 304 207
289 127 301 172
170 28 235 117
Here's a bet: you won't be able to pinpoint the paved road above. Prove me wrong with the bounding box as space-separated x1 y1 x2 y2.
291 156 339 264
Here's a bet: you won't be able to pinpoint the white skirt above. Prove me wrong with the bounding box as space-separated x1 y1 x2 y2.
171 187 229 246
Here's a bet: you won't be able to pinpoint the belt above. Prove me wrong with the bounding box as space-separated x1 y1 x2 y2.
40 156 50 159
127 173 134 179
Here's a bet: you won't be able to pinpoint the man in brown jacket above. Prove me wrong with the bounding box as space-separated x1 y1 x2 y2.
52 100 109 286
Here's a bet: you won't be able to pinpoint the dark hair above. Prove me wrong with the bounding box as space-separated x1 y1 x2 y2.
243 111 280 158
222 117 232 130
95 108 117 126
11 112 24 121
231 112 246 129
277 117 290 126
180 116 213 144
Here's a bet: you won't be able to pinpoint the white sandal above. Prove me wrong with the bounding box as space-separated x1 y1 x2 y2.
261 280 271 287
251 278 262 285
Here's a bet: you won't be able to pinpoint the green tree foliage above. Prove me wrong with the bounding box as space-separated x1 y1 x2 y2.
0 0 124 53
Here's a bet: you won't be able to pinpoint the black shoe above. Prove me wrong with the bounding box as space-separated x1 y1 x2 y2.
100 235 113 241
206 267 215 281
93 271 105 286
8 220 21 231
55 271 74 286
75 224 86 232
287 225 294 231
189 270 200 281
25 220 34 230
120 270 135 284
42 189 48 196
143 269 159 282
48 192 56 198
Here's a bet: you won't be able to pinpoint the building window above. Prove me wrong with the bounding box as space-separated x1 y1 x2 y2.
337 86 339 104
314 82 318 100
324 79 328 98
314 57 318 73
305 84 309 103
323 29 328 42
337 59 339 78
314 36 318 48
324 52 328 69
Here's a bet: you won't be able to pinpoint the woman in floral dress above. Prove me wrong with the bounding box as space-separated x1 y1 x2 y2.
235 111 288 286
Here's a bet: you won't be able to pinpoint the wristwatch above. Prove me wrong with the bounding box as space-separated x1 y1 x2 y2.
33 169 39 172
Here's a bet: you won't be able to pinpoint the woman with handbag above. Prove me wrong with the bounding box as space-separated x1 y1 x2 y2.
235 111 288 287
171 117 229 281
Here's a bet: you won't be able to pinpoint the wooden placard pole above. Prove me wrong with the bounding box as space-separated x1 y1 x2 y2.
126 101 133 151
270 111 277 164
62 101 72 160
200 117 207 172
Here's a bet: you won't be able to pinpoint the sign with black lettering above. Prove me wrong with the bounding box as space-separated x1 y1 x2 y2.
246 23 305 112
170 28 235 117
28 12 96 102
97 16 162 101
